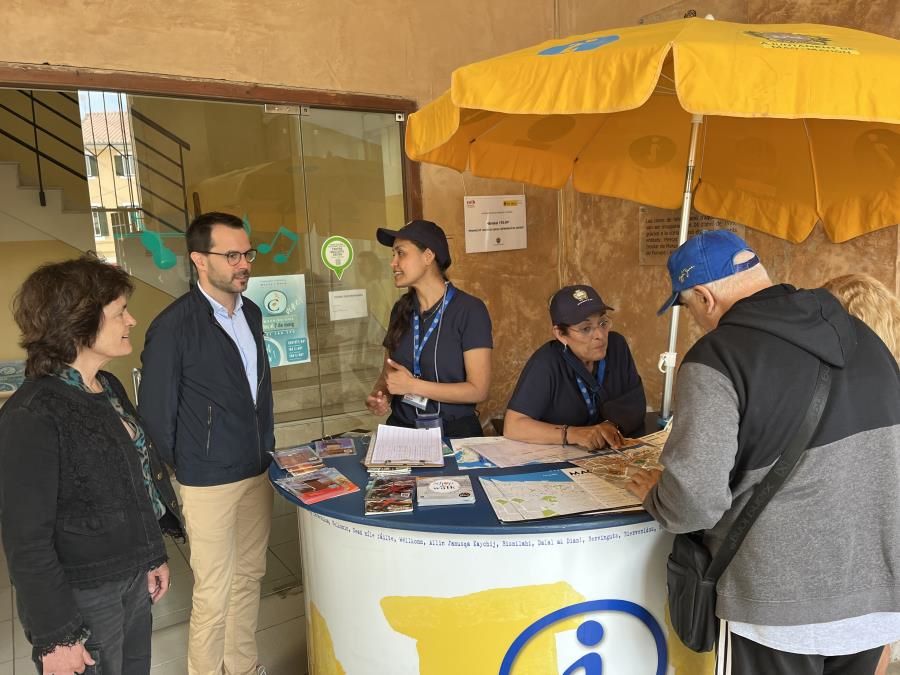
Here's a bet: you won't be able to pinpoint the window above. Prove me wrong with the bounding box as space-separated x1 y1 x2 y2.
91 211 109 237
109 210 129 229
109 209 144 233
129 210 145 232
85 154 99 178
114 154 135 177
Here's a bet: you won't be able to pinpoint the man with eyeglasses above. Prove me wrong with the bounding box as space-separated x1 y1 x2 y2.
139 212 274 675
504 284 646 449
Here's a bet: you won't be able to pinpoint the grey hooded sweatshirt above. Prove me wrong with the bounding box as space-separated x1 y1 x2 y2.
645 284 900 626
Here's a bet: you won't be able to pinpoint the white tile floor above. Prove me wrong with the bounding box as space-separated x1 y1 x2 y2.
0 496 309 675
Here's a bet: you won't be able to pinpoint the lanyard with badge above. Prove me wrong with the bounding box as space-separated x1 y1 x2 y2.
575 359 606 419
561 346 606 422
402 284 456 430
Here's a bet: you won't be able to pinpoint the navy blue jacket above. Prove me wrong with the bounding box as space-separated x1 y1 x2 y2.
139 284 274 486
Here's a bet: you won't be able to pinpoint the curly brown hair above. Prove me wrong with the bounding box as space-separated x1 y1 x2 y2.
13 254 134 377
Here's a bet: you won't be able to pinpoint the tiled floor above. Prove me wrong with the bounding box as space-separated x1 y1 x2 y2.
0 493 309 675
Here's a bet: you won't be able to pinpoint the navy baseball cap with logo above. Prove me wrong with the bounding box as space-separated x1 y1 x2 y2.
377 220 452 268
657 230 760 315
549 285 614 325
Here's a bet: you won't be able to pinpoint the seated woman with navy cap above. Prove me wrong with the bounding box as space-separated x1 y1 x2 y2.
366 220 493 438
504 285 646 450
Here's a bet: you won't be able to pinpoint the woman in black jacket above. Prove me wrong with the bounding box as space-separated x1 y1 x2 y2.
0 254 184 675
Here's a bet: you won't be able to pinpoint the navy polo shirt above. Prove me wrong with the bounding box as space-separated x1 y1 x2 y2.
506 332 646 435
384 288 493 425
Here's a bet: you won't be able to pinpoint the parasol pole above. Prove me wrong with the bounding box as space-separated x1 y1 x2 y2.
659 113 704 423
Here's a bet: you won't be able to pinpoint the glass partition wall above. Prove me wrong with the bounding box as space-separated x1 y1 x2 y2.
79 94 404 442
0 87 408 611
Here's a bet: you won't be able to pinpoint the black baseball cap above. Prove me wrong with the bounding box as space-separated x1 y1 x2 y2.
376 220 452 268
549 285 614 325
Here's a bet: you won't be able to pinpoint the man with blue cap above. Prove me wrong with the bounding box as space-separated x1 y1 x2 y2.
628 230 900 674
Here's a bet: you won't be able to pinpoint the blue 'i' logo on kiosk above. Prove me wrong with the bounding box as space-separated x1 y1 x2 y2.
499 599 667 675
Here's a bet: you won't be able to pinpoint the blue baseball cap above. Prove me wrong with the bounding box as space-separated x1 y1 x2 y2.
657 230 760 315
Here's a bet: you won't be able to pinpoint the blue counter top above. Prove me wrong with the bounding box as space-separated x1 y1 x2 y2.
269 436 653 535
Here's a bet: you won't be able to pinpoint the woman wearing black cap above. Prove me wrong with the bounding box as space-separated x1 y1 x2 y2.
503 285 646 449
366 220 493 438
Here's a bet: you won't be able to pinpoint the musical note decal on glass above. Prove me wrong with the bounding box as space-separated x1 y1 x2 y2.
258 226 299 264
139 230 178 270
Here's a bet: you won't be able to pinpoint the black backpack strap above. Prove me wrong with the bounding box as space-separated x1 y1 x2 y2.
705 361 832 581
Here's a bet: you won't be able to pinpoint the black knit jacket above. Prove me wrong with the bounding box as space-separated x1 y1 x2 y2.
0 372 184 657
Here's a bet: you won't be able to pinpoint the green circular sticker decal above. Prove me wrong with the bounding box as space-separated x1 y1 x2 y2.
321 236 354 280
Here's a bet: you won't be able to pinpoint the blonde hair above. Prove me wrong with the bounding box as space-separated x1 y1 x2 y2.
824 273 900 363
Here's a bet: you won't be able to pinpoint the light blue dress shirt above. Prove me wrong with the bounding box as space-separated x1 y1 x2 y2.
198 282 259 404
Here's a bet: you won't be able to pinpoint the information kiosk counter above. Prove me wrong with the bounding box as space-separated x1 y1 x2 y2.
270 439 714 675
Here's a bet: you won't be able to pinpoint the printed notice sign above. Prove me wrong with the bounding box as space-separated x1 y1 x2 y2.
245 274 310 367
640 207 746 266
328 289 368 321
464 195 527 253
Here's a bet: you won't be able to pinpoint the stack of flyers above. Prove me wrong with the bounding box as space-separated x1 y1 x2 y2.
314 437 357 458
276 467 359 505
365 465 412 478
416 475 476 507
270 445 322 476
364 476 416 515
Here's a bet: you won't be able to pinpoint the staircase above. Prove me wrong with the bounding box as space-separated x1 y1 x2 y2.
0 161 93 251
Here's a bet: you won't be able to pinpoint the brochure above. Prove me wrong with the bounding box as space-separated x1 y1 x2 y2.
276 467 359 505
364 476 416 515
449 442 498 471
478 464 648 523
416 475 476 507
314 437 357 458
479 469 604 522
270 445 322 476
569 442 664 489
449 436 591 468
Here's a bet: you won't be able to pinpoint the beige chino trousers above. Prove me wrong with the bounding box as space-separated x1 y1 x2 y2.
181 472 273 675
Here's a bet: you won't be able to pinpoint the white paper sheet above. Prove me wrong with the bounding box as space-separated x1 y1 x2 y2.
328 288 368 321
369 424 444 466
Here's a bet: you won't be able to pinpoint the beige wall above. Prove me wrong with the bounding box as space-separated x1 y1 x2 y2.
1 240 81 364
1 0 898 420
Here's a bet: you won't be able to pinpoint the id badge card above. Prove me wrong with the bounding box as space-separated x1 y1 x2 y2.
402 393 429 411
414 411 443 433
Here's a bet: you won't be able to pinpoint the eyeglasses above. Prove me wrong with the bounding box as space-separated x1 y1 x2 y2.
199 249 258 266
571 318 613 337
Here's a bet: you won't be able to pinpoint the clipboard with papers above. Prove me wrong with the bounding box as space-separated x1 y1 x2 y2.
363 424 445 469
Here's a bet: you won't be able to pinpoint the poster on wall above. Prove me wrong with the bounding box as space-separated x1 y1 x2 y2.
639 206 746 266
464 195 527 253
245 274 310 367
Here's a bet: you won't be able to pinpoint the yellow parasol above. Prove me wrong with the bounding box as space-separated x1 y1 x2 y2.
406 17 900 418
